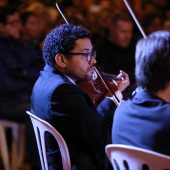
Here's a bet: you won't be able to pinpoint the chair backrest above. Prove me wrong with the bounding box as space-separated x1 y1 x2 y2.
105 144 170 170
26 111 71 170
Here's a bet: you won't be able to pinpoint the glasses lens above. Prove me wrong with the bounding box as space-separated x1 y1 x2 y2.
92 50 96 58
86 50 96 62
65 51 96 62
86 53 91 62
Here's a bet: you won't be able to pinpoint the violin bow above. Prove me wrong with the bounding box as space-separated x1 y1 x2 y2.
123 0 147 39
55 3 120 106
56 3 69 24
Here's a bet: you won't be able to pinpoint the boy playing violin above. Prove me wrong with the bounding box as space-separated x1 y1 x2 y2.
30 23 129 170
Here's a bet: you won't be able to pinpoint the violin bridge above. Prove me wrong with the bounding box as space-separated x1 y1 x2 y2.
92 71 98 80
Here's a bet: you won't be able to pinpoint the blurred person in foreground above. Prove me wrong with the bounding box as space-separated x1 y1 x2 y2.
112 30 170 156
30 23 130 170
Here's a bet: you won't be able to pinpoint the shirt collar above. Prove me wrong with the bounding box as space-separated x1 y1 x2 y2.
65 75 76 85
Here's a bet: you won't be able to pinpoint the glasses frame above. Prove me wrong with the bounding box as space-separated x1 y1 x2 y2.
65 50 96 62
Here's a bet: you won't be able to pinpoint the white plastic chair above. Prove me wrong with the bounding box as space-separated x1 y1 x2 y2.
105 144 170 170
0 120 25 170
26 111 71 170
0 123 10 170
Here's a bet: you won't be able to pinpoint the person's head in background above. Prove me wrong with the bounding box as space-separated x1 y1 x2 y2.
152 0 168 9
141 12 163 35
112 0 133 13
0 6 21 39
63 6 88 28
0 0 7 7
99 0 113 10
107 12 134 48
72 0 96 12
135 30 170 96
20 11 41 41
43 23 96 82
22 1 52 38
141 1 158 14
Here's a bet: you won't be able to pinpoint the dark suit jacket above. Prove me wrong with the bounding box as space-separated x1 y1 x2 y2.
112 89 170 156
31 64 117 170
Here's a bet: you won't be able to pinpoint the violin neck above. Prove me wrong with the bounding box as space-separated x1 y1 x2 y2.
101 72 121 81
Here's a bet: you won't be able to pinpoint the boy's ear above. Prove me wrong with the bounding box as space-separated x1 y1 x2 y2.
55 54 66 68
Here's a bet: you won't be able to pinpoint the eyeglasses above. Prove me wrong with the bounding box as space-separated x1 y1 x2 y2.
65 50 96 62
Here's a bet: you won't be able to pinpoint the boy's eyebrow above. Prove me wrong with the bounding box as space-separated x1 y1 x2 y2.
82 49 91 51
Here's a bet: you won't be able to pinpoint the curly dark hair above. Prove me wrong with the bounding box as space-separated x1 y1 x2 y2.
42 23 90 66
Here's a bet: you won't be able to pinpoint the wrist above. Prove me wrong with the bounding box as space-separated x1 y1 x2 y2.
106 91 123 105
115 90 123 101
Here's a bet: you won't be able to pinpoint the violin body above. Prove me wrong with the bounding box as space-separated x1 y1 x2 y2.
77 75 119 107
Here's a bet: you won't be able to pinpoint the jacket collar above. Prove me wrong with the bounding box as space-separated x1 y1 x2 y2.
43 64 75 84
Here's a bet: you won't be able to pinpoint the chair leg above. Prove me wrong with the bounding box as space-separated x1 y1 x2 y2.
0 121 26 170
11 123 18 170
16 124 25 167
0 125 11 170
11 124 25 170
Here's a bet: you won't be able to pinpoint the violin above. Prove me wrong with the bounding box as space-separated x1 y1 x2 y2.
77 67 122 107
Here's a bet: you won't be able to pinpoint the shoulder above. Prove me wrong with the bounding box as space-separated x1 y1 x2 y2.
113 99 133 121
37 69 84 95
